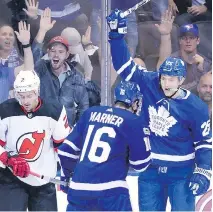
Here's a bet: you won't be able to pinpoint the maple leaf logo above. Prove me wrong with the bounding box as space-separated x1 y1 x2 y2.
148 105 177 137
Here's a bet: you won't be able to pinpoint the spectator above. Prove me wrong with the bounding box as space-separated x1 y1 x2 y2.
169 0 212 26
0 21 33 103
0 24 21 68
61 26 101 107
61 27 93 81
32 8 89 126
171 23 211 93
24 0 89 42
197 71 212 120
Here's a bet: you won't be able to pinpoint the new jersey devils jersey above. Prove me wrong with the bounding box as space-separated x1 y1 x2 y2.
0 98 71 186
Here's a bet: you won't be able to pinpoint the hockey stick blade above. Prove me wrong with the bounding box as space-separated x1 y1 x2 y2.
30 170 69 186
120 0 151 18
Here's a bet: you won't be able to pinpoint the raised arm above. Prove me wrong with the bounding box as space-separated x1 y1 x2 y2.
23 0 39 20
32 8 56 64
107 9 149 86
155 10 175 70
14 21 33 71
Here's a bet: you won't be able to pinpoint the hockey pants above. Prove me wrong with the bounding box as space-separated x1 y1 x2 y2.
0 167 57 211
138 165 195 211
67 194 132 211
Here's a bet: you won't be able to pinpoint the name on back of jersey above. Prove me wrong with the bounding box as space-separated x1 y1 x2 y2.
89 112 124 127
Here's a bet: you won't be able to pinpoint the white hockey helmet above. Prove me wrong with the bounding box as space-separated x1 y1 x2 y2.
14 70 40 93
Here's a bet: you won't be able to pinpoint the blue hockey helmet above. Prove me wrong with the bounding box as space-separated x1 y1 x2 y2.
159 57 187 78
114 81 142 107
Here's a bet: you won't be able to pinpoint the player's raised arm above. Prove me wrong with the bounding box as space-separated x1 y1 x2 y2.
189 103 212 196
107 9 148 85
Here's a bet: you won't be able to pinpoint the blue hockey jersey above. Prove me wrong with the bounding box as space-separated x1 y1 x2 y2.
58 106 151 198
109 38 212 168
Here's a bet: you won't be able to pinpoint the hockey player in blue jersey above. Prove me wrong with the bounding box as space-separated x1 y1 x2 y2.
58 81 151 211
107 10 212 211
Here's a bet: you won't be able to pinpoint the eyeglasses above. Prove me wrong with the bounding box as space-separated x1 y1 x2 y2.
180 36 197 41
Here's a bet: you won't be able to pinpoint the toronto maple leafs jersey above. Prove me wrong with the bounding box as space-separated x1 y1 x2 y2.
58 106 151 198
0 98 71 186
109 38 212 168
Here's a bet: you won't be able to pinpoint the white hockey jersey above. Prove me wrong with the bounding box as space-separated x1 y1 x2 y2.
0 98 71 186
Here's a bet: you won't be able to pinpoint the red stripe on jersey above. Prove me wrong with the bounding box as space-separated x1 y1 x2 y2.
53 137 65 144
63 115 69 129
0 140 6 147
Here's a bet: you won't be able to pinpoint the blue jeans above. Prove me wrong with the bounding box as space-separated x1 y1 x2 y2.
66 194 132 211
151 0 168 20
90 9 138 57
138 165 195 211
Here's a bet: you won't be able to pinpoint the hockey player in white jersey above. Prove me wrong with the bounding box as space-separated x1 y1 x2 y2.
107 10 212 211
0 70 71 211
58 81 151 211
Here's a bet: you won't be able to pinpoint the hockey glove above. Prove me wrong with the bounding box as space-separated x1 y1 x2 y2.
60 168 72 194
189 165 211 196
106 9 127 39
0 151 30 178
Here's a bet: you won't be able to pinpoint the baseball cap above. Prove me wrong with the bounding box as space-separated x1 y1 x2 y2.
179 24 199 37
61 27 84 55
47 36 69 50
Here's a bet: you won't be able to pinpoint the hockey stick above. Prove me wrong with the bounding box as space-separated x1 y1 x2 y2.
29 170 69 186
120 0 151 18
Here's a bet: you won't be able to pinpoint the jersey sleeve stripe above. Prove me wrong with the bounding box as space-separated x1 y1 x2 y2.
129 155 151 165
195 144 212 151
117 57 133 74
132 163 150 172
194 138 212 145
125 64 137 81
64 139 81 151
58 149 80 159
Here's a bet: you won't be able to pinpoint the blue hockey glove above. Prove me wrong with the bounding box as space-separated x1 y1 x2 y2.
189 166 211 196
106 9 127 39
60 168 72 194
60 176 70 194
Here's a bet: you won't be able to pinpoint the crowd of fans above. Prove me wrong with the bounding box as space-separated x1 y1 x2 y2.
0 0 212 125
